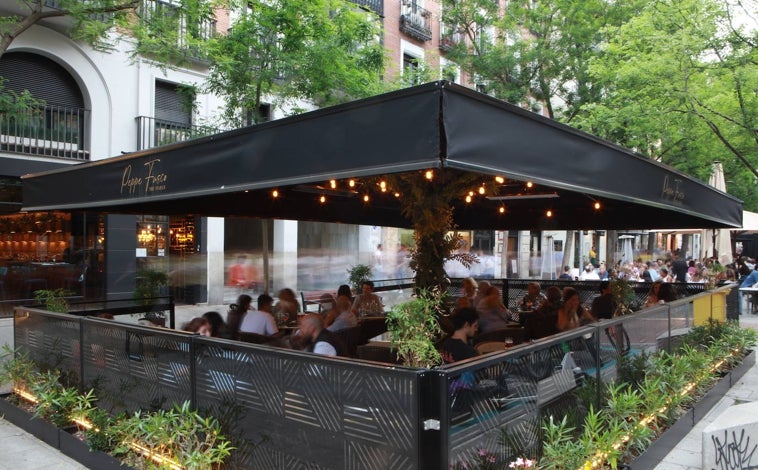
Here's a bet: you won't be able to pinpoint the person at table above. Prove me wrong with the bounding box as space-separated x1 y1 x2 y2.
525 286 562 340
351 280 384 317
326 295 358 332
518 282 547 312
239 294 279 336
202 311 232 339
557 287 595 332
441 307 480 363
274 287 301 324
740 265 758 314
476 285 512 332
473 280 491 308
460 277 478 305
182 317 212 337
296 314 347 357
558 266 573 280
226 294 252 340
591 281 616 320
337 284 353 302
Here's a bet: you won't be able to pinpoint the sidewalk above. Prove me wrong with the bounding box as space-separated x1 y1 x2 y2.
1 307 757 469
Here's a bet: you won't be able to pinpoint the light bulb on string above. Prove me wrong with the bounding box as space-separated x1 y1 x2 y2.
495 176 505 184
499 206 506 214
319 195 326 204
465 195 472 203
425 170 433 180
394 192 400 198
272 189 279 198
468 191 474 197
594 201 601 210
329 179 337 189
348 179 356 188
363 195 369 202
526 181 534 188
478 186 485 195
546 210 553 217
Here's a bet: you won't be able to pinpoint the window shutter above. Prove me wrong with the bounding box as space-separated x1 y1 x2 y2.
0 52 84 108
155 81 191 126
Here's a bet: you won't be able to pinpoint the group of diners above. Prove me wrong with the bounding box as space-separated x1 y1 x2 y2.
180 280 386 358
440 277 678 364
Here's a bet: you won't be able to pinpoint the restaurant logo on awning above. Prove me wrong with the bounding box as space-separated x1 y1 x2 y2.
120 159 168 196
661 175 685 205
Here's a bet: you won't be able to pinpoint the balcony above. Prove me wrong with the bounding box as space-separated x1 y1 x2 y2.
136 116 222 151
399 1 432 42
439 29 463 52
348 0 383 16
0 105 90 161
139 0 218 61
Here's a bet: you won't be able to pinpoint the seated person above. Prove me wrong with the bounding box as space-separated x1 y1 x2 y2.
226 294 253 340
274 288 301 324
476 286 512 333
591 281 615 320
202 311 232 339
524 286 562 340
326 295 358 332
182 317 212 337
518 282 547 311
296 314 347 357
472 280 491 308
337 284 353 302
557 287 595 332
440 307 480 364
239 294 279 336
460 277 478 305
351 281 384 317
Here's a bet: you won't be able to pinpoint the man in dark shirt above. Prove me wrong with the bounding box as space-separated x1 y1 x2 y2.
591 281 615 320
671 252 689 283
441 307 480 363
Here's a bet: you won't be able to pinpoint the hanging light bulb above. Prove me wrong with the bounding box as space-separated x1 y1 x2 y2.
465 195 472 203
546 209 553 217
329 179 337 189
495 176 505 184
499 206 506 214
594 201 601 210
379 180 387 192
348 179 356 188
363 194 369 202
319 195 326 204
425 170 433 180
526 181 534 188
478 186 485 195
272 189 279 198
394 192 400 198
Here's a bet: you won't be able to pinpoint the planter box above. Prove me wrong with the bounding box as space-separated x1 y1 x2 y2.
59 428 128 470
629 349 756 468
0 394 59 448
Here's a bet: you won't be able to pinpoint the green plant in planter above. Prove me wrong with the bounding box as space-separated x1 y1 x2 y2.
111 401 233 469
347 264 373 293
33 288 70 313
386 290 444 368
134 268 168 306
28 370 80 428
0 346 37 394
70 389 118 452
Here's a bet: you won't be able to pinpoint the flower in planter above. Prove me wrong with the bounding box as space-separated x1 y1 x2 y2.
450 448 499 470
509 457 537 468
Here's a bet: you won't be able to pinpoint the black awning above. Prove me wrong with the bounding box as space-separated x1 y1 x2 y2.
21 81 742 230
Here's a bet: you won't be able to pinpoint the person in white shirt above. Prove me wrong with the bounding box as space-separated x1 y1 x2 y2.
239 294 279 336
580 264 600 281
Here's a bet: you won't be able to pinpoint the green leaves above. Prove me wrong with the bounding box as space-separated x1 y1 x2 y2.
386 291 443 368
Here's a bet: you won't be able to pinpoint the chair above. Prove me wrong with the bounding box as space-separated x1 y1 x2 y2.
356 344 400 364
475 341 505 355
239 332 272 344
334 325 365 358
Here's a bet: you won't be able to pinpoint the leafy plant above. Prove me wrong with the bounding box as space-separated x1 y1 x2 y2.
133 268 168 306
386 290 444 368
33 288 70 313
111 401 233 469
0 346 36 393
450 448 500 470
347 264 373 293
610 278 635 315
28 370 80 427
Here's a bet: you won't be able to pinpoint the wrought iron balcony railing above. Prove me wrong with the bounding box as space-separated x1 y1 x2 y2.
0 105 90 161
136 116 222 151
439 24 463 51
348 0 383 16
399 0 432 42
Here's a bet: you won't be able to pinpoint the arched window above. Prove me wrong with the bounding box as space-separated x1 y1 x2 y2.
0 51 89 160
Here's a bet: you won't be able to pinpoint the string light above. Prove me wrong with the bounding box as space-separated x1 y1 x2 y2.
468 191 474 196
379 180 387 192
478 186 486 195
594 201 601 210
495 176 505 184
329 179 337 189
499 206 506 214
319 195 326 204
348 179 355 188
272 189 279 198
546 210 553 217
363 195 369 202
425 170 433 180
394 192 400 198
465 195 472 203
526 181 534 188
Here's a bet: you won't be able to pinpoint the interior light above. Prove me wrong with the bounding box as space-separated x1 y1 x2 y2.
329 179 337 189
272 189 279 198
348 179 356 188
319 195 326 203
495 176 505 184
546 210 553 217
425 170 433 180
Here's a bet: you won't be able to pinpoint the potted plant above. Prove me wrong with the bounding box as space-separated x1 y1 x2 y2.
347 264 373 294
386 290 444 368
133 268 169 326
33 288 70 313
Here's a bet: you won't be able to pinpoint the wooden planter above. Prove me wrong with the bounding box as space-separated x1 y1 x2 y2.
0 394 131 469
628 349 756 469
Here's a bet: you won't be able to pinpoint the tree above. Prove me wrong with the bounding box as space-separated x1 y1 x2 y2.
573 0 758 211
0 1 140 59
204 0 386 126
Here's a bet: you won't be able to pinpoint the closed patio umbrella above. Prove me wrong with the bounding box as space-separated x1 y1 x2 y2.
703 162 733 264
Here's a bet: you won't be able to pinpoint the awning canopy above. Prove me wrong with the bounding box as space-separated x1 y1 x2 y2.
21 81 743 230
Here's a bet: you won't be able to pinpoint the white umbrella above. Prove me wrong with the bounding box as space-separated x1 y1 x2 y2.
619 235 634 264
703 162 733 264
541 235 556 280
